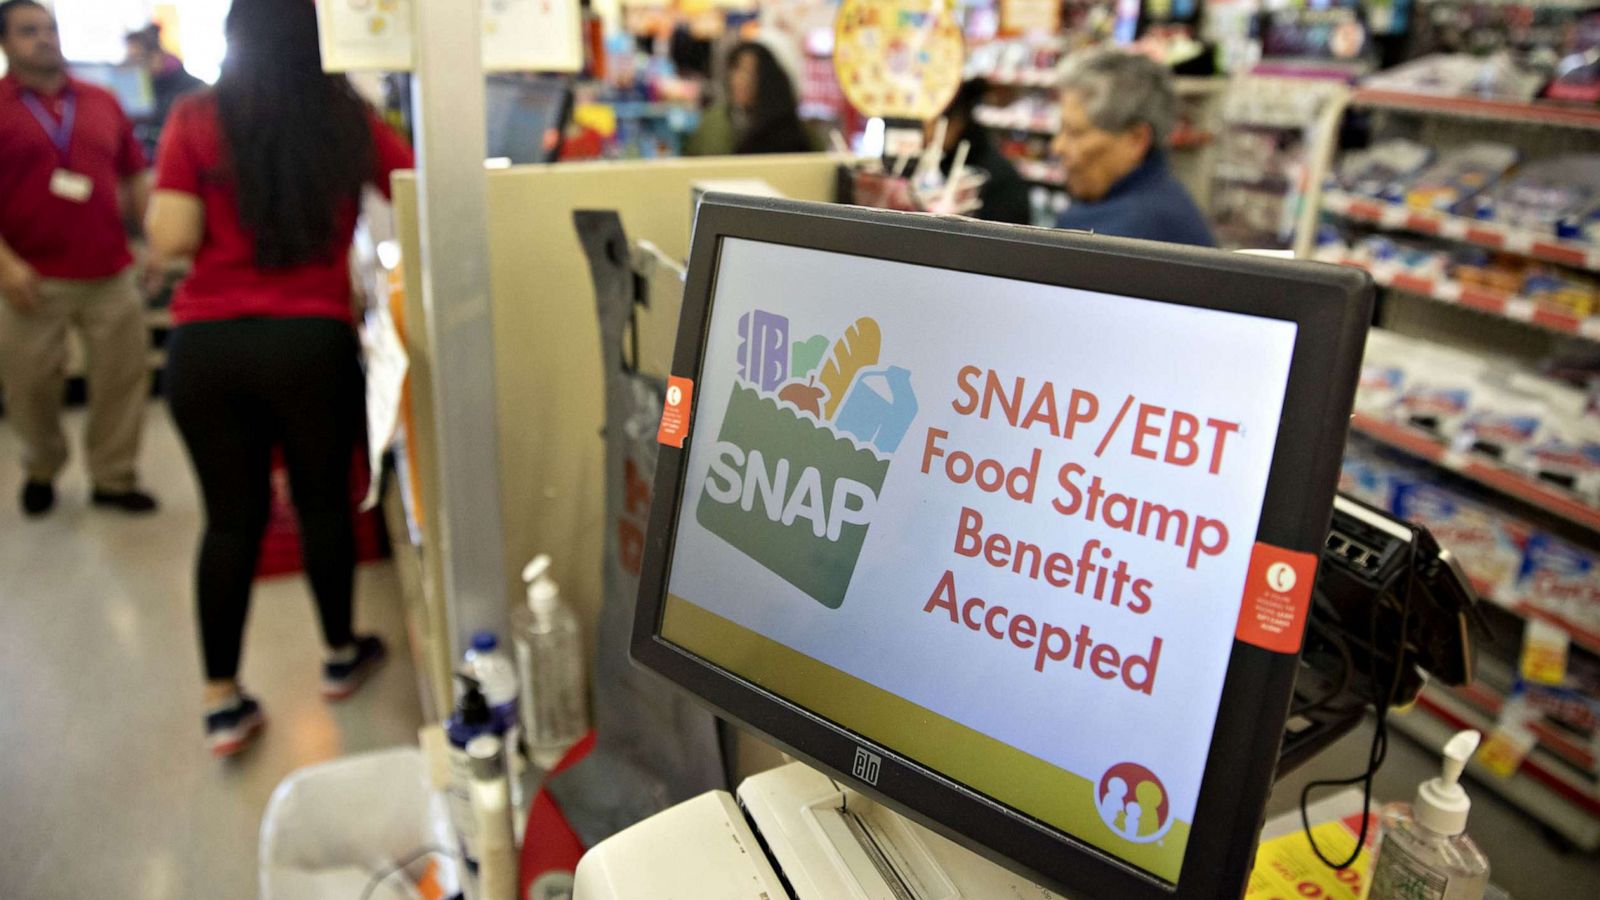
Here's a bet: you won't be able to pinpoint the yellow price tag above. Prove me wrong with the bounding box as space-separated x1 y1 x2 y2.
1477 726 1536 779
1246 820 1370 900
1520 619 1570 687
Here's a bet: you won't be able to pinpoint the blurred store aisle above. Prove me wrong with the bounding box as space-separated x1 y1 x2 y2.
0 403 423 900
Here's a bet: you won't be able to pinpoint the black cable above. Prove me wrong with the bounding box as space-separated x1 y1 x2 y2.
1299 539 1417 870
358 845 451 900
1291 616 1356 718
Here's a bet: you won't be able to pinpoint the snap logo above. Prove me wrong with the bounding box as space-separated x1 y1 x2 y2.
697 312 917 609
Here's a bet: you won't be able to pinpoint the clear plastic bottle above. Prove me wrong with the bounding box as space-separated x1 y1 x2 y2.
1368 729 1491 900
445 675 495 872
463 631 520 734
512 555 590 769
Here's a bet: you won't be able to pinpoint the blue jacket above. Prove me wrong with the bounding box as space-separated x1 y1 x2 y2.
1054 152 1216 247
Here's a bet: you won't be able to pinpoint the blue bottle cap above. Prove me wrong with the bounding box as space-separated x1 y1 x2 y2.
471 631 498 652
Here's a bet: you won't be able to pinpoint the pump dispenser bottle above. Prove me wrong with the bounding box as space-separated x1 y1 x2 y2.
1368 729 1490 900
512 555 589 768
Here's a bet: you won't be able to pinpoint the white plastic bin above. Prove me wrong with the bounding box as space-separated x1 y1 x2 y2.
259 746 458 900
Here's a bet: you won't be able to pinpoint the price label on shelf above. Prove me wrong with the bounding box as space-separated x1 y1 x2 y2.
1477 725 1537 778
1502 231 1535 255
1478 695 1539 779
1520 619 1571 686
1504 297 1536 322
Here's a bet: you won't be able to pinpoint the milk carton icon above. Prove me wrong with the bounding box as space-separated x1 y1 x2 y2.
836 366 918 453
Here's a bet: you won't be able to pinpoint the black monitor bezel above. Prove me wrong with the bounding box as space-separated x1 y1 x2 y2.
632 195 1372 899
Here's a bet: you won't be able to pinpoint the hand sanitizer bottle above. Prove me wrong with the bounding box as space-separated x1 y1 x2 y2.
1368 729 1491 900
512 555 589 769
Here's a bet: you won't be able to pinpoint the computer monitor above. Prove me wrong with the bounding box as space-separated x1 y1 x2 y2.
633 196 1373 898
69 63 154 119
485 74 571 165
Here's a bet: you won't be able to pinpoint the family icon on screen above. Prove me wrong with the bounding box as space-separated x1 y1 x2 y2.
1096 762 1173 844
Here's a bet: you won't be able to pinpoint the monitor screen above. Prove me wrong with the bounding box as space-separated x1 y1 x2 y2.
485 75 569 165
638 197 1371 898
70 63 154 119
662 237 1297 883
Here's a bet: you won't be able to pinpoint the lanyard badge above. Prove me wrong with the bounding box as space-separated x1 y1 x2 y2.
22 91 90 203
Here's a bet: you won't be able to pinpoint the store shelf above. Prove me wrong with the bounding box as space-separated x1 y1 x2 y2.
1468 572 1600 658
979 70 1059 89
1332 257 1600 340
1349 411 1600 536
1013 159 1065 189
1351 89 1600 131
1394 685 1600 849
975 107 1057 135
978 73 1225 96
1496 593 1600 659
1324 190 1600 273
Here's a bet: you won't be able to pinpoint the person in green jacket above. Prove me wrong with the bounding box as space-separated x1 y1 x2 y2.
687 41 813 156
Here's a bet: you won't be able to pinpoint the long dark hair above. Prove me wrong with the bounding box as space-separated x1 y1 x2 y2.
729 42 810 155
215 0 372 269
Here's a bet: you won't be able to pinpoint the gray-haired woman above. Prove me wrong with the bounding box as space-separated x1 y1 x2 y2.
1050 49 1214 246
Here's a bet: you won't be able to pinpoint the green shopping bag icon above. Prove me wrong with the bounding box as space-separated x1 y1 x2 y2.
697 384 891 609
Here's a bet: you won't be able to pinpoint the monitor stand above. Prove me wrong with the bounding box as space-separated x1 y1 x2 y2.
573 760 1067 899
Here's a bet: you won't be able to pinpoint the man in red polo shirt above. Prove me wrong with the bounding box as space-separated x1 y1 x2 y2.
0 0 157 517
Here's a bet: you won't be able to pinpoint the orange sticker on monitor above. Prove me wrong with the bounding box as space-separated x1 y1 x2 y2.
1235 542 1319 654
658 376 694 448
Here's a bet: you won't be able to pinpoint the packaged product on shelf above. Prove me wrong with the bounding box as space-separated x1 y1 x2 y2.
1515 533 1600 635
1523 420 1600 501
1450 246 1524 295
1348 233 1451 280
1519 682 1600 775
1363 52 1544 102
1357 327 1420 415
1393 343 1485 439
1506 373 1600 499
1474 155 1600 239
1520 267 1600 318
1393 480 1528 598
1335 138 1433 200
1401 143 1521 214
1340 441 1426 510
1312 223 1350 264
1453 376 1553 469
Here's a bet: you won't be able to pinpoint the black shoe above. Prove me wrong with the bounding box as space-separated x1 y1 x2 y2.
20 480 54 517
91 488 158 514
205 694 265 758
322 635 388 701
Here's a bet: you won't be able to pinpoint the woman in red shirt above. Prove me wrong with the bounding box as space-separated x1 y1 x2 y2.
146 0 414 757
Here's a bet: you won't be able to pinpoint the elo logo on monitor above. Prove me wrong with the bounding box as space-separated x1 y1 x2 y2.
853 747 883 785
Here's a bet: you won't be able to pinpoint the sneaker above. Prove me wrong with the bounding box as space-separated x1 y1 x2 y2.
322 635 388 701
91 488 158 514
205 694 265 758
20 480 54 517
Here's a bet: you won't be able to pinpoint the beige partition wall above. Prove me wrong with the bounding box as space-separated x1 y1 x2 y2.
393 154 842 714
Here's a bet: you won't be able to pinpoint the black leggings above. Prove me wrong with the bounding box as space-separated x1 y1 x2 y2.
166 317 363 682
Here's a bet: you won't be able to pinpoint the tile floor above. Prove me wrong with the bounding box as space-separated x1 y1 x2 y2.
0 403 423 899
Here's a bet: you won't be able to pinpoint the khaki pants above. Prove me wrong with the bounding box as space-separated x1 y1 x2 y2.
0 269 148 492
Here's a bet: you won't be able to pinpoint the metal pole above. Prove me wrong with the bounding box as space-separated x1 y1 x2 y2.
410 0 509 660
